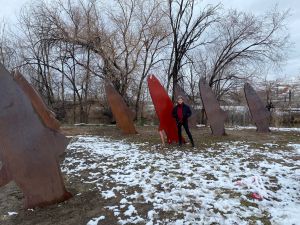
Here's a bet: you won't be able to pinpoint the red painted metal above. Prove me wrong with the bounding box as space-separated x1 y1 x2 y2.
147 75 179 144
105 82 137 134
0 64 71 208
199 78 227 136
244 83 270 132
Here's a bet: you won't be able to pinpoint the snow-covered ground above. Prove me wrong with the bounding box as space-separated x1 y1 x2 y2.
63 136 300 225
227 125 300 133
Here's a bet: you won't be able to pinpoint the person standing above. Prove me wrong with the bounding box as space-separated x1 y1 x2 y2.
172 96 195 147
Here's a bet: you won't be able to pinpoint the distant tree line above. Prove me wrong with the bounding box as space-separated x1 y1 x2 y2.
0 0 290 123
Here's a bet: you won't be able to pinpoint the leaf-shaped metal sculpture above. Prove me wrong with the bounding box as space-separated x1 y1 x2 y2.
147 74 180 143
105 82 137 134
244 83 270 132
174 84 198 127
13 71 60 131
0 64 71 208
199 78 227 136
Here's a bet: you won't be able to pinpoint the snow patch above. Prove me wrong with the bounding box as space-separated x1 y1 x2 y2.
124 205 137 217
287 143 300 154
228 125 300 133
63 136 300 225
101 190 116 199
86 215 105 225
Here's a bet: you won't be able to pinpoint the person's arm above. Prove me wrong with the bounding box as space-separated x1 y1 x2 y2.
172 106 177 119
186 105 192 118
183 105 192 120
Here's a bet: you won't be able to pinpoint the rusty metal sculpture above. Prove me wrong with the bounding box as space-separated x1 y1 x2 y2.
147 74 180 143
13 71 60 131
244 83 270 132
0 64 72 208
199 78 227 136
174 84 198 128
105 82 137 134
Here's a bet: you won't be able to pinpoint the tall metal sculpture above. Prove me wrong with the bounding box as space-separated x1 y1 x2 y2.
174 84 198 127
147 75 180 143
13 71 60 131
105 82 137 134
199 78 226 136
0 64 71 208
244 83 270 132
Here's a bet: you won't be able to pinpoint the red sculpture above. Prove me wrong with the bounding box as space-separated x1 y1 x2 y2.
174 84 198 127
105 82 137 134
199 78 227 136
147 75 179 143
244 83 270 132
0 64 71 208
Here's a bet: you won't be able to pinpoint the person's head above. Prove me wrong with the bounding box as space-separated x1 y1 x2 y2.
177 96 184 105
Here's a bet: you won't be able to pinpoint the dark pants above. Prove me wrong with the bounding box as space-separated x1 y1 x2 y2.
177 121 194 146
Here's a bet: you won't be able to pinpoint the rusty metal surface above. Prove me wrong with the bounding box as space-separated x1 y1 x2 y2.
105 82 137 134
199 79 227 136
244 83 270 132
13 71 61 131
0 64 71 208
174 84 198 127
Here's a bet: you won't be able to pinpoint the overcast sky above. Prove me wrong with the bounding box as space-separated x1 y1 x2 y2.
202 0 300 80
0 0 299 80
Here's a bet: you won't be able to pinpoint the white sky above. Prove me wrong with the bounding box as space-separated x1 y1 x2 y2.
0 0 299 80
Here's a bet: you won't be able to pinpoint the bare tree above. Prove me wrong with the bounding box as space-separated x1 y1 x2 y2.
166 0 219 99
0 20 18 70
16 0 103 122
131 0 169 120
198 8 290 100
17 5 57 105
0 0 291 125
